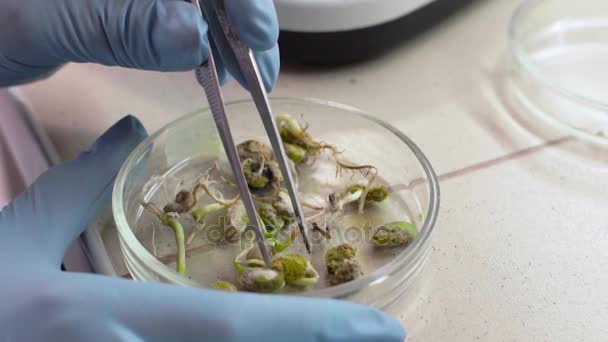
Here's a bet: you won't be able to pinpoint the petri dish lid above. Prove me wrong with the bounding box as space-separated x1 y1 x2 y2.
508 0 608 144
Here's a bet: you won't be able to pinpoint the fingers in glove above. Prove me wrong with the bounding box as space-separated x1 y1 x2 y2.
0 116 147 267
201 1 280 91
1 0 279 88
224 0 279 51
0 56 61 87
210 36 230 86
224 0 280 90
6 0 209 72
15 271 406 342
252 44 280 91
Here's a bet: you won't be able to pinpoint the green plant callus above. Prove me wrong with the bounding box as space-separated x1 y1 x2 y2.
242 158 270 189
372 221 417 248
325 243 362 286
258 203 285 233
272 254 319 287
266 160 283 184
237 139 273 163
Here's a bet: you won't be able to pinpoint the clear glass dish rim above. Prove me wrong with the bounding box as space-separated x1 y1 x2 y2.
508 0 608 112
508 0 608 145
509 0 608 110
112 97 440 299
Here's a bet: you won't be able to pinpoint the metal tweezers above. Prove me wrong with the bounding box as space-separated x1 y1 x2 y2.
189 0 310 267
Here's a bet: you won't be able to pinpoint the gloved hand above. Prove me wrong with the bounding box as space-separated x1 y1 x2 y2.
0 116 406 341
0 0 279 89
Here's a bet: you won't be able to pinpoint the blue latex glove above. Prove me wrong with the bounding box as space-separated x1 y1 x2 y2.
0 116 406 341
0 0 279 89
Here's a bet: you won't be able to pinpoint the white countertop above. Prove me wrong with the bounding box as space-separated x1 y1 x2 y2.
14 0 608 341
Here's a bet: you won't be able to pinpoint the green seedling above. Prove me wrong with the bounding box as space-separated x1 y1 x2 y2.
141 201 186 275
212 281 238 292
285 143 307 164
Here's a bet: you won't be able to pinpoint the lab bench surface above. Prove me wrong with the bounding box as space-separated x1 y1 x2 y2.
14 0 608 341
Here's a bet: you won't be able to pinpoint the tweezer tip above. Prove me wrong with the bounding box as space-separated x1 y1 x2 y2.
299 224 311 254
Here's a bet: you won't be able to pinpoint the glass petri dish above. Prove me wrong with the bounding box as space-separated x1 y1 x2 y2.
112 98 439 310
508 0 608 144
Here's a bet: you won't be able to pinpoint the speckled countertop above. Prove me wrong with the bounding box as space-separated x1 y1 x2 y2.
14 0 608 340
